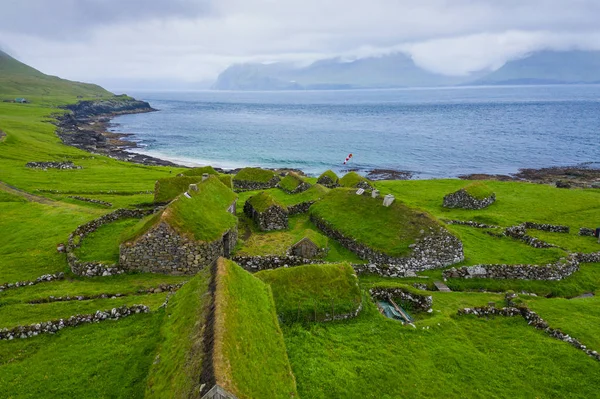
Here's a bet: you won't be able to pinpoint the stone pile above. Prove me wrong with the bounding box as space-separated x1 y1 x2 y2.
0 305 149 341
312 216 464 273
369 287 433 312
68 195 112 207
443 188 495 209
458 306 600 362
232 255 325 272
25 161 82 170
0 272 65 293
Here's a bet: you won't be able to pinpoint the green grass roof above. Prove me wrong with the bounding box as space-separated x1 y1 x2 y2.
463 182 495 200
218 174 233 189
339 171 369 188
247 191 287 212
278 172 307 192
318 169 338 182
154 176 203 203
309 188 440 257
179 166 218 177
214 258 298 398
256 263 361 323
125 176 237 243
233 167 276 183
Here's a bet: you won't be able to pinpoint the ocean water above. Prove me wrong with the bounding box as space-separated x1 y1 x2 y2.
111 86 600 178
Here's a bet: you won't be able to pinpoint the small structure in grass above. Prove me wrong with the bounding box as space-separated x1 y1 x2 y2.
290 237 320 258
443 182 496 210
339 171 373 190
154 176 204 203
14 97 28 103
244 191 288 231
317 170 339 188
278 172 311 194
120 176 238 275
233 167 280 191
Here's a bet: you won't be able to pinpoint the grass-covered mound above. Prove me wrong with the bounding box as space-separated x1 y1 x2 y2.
310 189 440 257
317 169 339 186
214 258 298 399
256 263 362 323
339 171 370 188
123 176 237 243
463 182 494 199
278 172 310 193
247 191 287 213
75 218 140 263
218 174 233 189
234 167 276 183
154 176 202 203
179 166 218 177
145 268 211 398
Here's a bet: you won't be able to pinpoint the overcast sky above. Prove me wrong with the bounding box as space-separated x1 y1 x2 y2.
1 0 600 89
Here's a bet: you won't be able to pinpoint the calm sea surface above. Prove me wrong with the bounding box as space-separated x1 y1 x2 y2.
111 86 600 178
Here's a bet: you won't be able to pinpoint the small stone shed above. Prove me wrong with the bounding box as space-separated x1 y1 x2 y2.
317 170 339 188
290 237 320 258
119 176 238 275
244 191 288 231
233 167 280 191
278 172 311 194
443 183 496 210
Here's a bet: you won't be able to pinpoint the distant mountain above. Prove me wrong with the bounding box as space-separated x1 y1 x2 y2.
212 53 478 90
0 50 111 97
471 50 600 85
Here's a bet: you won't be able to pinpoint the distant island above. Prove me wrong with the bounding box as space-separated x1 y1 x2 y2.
212 50 600 90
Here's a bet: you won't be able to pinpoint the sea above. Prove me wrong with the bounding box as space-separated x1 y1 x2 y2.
110 85 600 178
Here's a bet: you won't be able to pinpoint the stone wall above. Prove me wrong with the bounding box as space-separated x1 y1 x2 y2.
504 224 557 248
68 195 112 207
120 222 237 275
231 255 324 272
311 215 464 274
244 201 288 231
369 287 433 312
523 222 569 233
233 176 280 192
444 220 498 228
0 273 65 293
580 227 597 237
0 305 149 341
316 175 338 188
67 208 156 277
458 306 600 362
280 181 311 194
287 200 315 215
443 189 496 209
26 161 82 170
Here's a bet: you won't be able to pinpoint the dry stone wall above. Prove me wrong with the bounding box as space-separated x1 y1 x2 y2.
244 202 288 231
443 189 495 209
26 161 82 170
68 196 112 207
0 305 149 341
458 306 600 362
232 255 324 272
287 200 315 215
504 224 557 248
0 273 65 293
311 215 464 274
444 220 498 228
120 222 237 275
523 222 569 233
233 176 280 192
369 287 433 312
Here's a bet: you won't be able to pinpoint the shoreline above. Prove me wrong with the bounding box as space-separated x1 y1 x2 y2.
57 98 600 187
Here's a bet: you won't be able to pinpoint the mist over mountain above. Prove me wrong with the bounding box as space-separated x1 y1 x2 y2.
213 50 600 90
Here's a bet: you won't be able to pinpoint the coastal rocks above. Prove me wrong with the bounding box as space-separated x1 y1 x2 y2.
120 222 237 275
68 196 112 207
67 208 157 277
369 287 433 312
443 188 496 210
0 305 149 341
26 161 82 170
0 273 65 293
311 215 464 273
458 306 600 363
232 255 324 272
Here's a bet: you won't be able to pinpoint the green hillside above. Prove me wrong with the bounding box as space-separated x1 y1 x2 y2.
0 50 111 97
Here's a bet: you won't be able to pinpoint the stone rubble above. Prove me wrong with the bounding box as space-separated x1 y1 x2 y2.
443 220 499 229
25 161 82 170
443 189 496 209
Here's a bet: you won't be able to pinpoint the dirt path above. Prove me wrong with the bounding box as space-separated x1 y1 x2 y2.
0 181 56 205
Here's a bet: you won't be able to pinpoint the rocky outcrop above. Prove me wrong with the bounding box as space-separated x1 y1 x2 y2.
62 98 154 117
458 306 600 362
369 287 432 312
443 189 495 209
26 161 82 170
311 215 464 274
0 305 149 341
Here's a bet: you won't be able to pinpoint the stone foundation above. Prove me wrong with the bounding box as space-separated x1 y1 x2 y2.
443 189 495 209
231 255 324 272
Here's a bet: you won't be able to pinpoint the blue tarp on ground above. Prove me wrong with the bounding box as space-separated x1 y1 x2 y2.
378 300 413 323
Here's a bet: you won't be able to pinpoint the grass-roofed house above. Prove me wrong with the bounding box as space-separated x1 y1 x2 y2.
317 169 339 188
244 191 289 231
233 167 280 191
278 171 311 194
339 171 373 190
119 176 238 274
